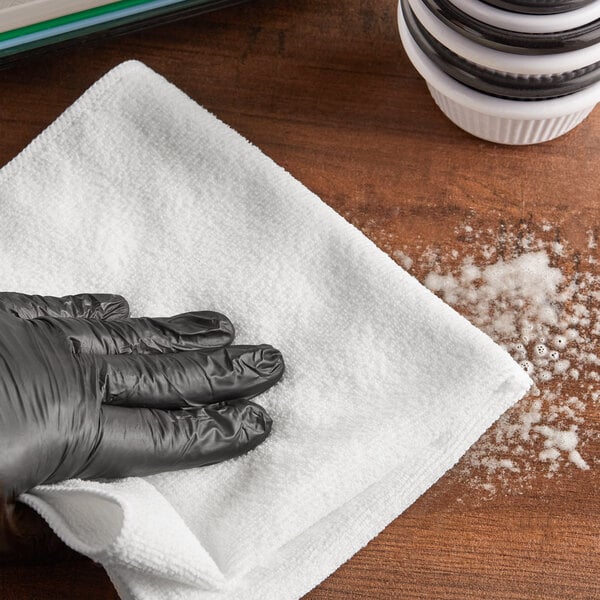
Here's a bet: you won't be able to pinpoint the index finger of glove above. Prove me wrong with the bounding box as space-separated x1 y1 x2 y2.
40 311 235 354
0 293 129 321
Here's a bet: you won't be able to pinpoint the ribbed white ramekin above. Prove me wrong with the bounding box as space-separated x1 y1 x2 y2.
398 2 600 144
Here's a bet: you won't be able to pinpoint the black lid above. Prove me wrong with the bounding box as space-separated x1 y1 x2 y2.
401 0 600 98
419 0 600 54
480 0 596 16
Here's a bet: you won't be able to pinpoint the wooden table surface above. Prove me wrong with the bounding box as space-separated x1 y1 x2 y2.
0 1 598 598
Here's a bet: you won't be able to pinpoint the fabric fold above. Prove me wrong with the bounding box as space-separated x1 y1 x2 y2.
0 60 531 600
23 479 225 589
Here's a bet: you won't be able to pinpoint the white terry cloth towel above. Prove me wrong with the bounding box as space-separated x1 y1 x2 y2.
3 61 531 599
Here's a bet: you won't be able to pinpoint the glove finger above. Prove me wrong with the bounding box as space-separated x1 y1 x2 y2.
0 293 129 321
100 344 284 408
40 311 234 354
78 401 272 480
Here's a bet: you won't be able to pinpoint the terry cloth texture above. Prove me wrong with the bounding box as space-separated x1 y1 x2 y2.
2 61 531 600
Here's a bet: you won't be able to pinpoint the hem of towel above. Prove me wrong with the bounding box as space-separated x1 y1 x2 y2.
22 364 530 600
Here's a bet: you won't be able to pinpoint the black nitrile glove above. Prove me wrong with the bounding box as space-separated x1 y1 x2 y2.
0 292 284 503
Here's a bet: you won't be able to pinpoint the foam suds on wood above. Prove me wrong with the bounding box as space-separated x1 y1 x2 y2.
390 221 598 494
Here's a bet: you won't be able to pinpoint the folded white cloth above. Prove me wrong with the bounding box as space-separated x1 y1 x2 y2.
3 61 531 600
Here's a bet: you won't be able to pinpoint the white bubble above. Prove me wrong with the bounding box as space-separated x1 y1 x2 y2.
554 359 571 374
553 336 567 349
537 370 552 382
520 361 534 374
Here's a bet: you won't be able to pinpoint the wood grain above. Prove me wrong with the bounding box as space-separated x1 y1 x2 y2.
0 1 598 598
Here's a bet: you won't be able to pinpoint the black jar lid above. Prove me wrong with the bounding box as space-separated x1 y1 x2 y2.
480 0 596 16
419 0 600 53
401 0 600 98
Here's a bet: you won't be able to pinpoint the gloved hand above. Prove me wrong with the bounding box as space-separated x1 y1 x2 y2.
0 292 284 504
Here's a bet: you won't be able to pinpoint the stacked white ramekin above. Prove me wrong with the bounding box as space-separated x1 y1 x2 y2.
398 0 600 143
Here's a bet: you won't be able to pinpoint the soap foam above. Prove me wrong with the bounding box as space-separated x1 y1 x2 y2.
383 220 598 495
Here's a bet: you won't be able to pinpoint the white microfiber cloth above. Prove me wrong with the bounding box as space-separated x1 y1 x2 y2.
1 61 531 600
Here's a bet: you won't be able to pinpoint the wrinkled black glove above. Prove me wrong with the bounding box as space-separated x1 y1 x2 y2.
0 292 284 502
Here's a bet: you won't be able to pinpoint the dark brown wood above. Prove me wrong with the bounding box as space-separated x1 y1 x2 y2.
0 1 598 598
